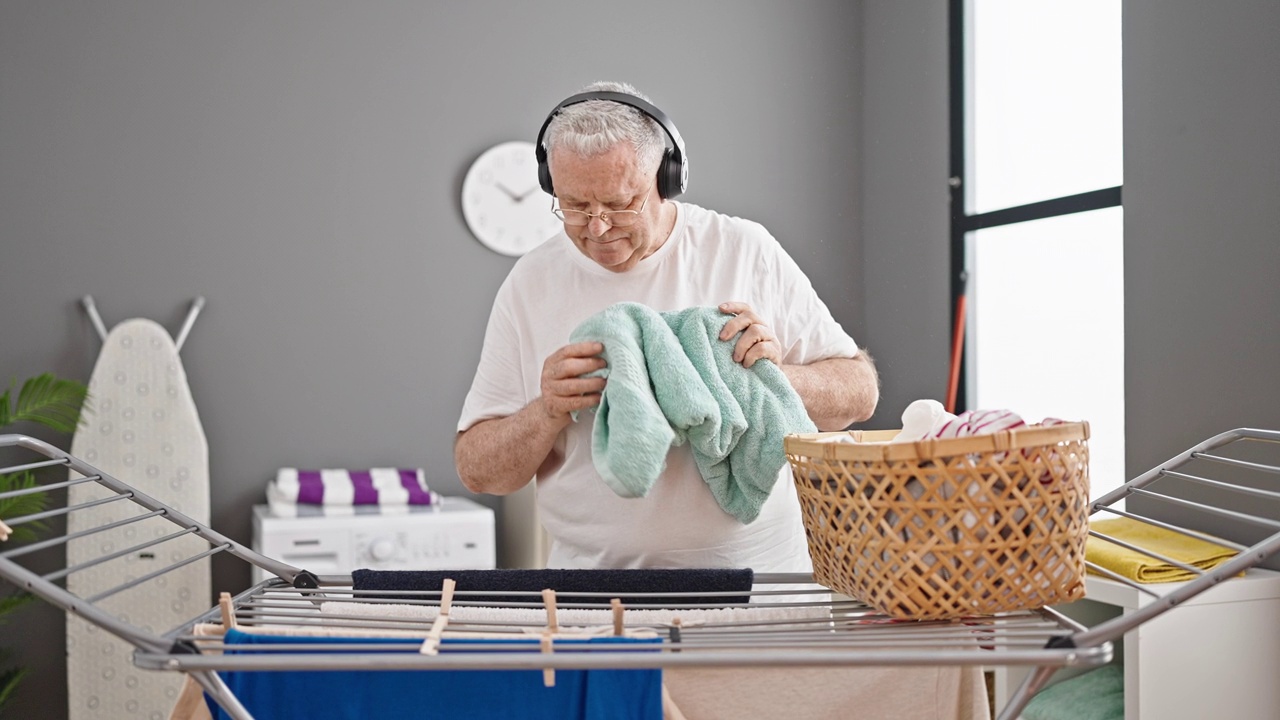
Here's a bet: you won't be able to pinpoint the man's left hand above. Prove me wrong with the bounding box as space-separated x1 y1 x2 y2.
718 301 782 368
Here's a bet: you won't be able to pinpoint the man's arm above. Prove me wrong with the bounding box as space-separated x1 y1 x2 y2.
782 352 879 431
454 400 566 496
455 341 606 495
717 302 879 431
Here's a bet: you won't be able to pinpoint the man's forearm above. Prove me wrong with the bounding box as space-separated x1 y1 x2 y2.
782 353 880 431
454 398 568 495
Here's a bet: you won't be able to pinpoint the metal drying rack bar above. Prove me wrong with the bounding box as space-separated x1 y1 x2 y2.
1 428 1279 720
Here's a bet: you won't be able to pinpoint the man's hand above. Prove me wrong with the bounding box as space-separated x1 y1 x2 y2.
456 341 608 496
538 341 608 423
718 301 782 368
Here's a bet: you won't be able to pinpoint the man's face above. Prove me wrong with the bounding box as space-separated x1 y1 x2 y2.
549 144 664 273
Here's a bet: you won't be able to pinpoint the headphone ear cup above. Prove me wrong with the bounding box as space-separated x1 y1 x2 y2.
657 148 685 200
655 151 671 200
537 153 555 196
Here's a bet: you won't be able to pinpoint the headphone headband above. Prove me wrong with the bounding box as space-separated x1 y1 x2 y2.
535 90 688 199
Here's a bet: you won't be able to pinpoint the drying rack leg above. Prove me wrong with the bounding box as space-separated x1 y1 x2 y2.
996 665 1057 720
189 669 254 720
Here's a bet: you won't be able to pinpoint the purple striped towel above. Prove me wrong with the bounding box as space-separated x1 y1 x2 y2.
267 468 440 514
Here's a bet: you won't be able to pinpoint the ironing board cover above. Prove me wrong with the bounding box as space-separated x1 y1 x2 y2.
67 318 210 720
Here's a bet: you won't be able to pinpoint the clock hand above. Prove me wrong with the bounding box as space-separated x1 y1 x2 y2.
513 186 541 202
494 181 522 201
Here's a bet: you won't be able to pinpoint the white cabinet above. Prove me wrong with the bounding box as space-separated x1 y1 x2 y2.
994 568 1280 719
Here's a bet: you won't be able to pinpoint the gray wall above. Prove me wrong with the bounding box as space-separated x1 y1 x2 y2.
0 1 864 715
1122 0 1280 560
858 0 952 426
1122 0 1280 464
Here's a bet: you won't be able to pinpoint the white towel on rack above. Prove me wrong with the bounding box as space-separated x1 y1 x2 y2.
318 600 830 630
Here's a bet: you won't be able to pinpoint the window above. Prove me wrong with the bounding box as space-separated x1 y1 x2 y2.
950 0 1125 497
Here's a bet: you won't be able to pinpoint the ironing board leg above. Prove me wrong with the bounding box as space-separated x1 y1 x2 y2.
188 670 255 720
996 665 1057 720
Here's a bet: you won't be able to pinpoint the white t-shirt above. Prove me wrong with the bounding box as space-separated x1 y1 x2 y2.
458 202 859 571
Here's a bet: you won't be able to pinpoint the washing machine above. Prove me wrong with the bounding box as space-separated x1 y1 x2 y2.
251 496 496 584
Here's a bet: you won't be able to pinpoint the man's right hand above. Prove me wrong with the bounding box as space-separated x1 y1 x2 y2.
538 341 608 424
456 341 608 496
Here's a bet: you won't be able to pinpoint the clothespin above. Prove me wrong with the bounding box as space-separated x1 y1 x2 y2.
219 592 237 630
541 633 555 687
420 577 456 655
440 577 456 617
611 598 625 636
0 519 12 542
542 588 559 634
670 616 683 649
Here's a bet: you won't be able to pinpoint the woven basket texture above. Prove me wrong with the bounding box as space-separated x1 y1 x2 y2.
785 422 1091 620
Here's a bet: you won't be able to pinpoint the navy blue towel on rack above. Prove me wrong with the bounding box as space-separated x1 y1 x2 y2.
350 568 754 607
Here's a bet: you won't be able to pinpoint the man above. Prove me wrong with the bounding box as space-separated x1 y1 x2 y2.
455 81 877 572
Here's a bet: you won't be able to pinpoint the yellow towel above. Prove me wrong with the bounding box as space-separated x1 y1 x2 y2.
1086 517 1238 583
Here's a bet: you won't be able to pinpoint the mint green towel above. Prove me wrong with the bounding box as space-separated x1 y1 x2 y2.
569 302 816 524
1023 665 1124 720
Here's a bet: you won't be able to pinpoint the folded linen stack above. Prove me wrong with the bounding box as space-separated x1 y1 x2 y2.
1087 517 1238 583
267 468 441 517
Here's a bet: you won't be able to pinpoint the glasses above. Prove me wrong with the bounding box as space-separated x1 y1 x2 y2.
551 187 652 227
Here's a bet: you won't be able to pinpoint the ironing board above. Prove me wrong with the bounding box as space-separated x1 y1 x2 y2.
1 428 1279 720
66 301 209 720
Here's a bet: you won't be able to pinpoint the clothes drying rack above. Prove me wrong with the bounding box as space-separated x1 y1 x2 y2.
1 428 1279 720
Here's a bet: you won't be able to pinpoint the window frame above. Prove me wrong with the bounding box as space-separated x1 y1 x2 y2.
947 0 1123 411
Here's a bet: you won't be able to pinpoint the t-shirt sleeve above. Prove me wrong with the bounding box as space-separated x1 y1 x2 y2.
759 232 860 365
457 283 528 433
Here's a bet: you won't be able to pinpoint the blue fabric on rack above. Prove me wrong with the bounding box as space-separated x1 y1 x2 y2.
569 303 816 524
205 630 662 720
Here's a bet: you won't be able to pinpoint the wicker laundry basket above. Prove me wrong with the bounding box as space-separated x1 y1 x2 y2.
785 422 1090 620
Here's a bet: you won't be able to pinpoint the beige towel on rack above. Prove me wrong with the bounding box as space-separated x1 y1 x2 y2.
168 624 220 720
663 665 988 720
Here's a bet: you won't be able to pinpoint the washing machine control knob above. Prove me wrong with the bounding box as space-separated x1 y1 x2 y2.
369 537 396 562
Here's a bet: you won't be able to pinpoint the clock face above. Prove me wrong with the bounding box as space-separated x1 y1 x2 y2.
461 140 564 257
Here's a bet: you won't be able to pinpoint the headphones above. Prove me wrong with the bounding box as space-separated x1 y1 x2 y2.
535 91 688 200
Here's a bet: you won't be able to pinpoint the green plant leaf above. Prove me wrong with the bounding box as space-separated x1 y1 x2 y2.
0 593 33 622
0 664 27 711
0 373 88 434
0 472 48 543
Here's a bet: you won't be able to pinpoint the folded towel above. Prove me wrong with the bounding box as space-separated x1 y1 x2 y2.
1022 664 1124 720
269 468 440 510
569 303 816 524
1087 517 1238 583
351 568 755 608
262 499 428 519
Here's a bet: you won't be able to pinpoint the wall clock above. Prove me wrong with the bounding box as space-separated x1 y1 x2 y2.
461 140 563 257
